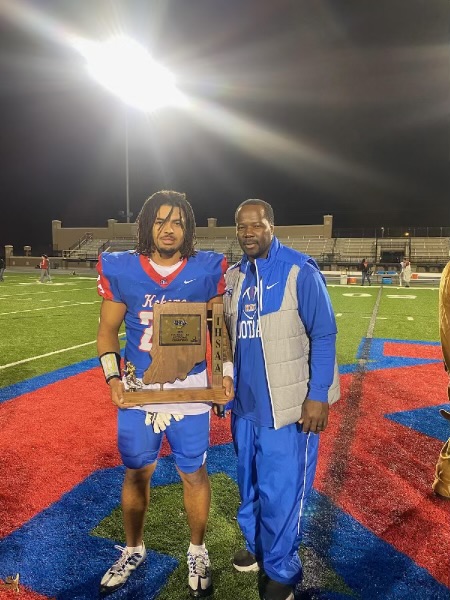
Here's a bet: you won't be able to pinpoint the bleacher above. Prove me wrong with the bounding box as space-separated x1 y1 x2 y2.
278 236 335 259
62 236 109 261
196 237 234 257
333 238 377 264
410 237 450 264
103 238 137 252
58 232 450 273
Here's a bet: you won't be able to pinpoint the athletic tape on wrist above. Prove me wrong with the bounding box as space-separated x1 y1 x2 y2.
223 361 234 379
99 352 121 383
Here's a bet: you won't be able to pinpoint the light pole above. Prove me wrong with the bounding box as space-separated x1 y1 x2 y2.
405 231 411 258
74 35 186 223
125 110 131 223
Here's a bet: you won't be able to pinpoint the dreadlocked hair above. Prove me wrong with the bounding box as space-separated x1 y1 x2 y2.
135 190 197 258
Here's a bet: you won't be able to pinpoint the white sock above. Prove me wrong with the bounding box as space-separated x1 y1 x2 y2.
127 543 144 554
189 543 206 554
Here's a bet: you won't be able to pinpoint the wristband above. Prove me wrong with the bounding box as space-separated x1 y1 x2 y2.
223 361 234 379
99 352 121 383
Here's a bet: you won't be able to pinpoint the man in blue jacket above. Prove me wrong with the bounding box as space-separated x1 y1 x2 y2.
223 199 339 600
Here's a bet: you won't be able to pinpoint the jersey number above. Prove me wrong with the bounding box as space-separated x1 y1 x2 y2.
138 311 153 352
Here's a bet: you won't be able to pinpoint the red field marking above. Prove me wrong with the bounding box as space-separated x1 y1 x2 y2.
209 413 233 445
3 352 448 587
0 587 52 599
0 368 120 538
0 367 232 539
384 341 443 360
316 364 450 587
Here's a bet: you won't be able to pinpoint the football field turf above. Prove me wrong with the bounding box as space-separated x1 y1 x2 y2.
0 272 449 599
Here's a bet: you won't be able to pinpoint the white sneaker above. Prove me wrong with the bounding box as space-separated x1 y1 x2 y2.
100 543 146 595
187 548 213 597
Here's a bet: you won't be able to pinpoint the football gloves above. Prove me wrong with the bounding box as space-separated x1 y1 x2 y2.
145 412 184 433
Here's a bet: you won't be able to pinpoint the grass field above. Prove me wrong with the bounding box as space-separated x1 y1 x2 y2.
0 272 440 384
0 271 449 600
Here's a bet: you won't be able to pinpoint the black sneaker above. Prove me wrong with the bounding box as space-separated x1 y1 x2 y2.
263 578 294 600
232 549 260 572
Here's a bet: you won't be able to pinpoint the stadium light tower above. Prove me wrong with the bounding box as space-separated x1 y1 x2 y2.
74 36 186 223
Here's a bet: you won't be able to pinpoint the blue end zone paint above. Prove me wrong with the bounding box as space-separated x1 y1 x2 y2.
0 337 440 403
0 444 447 600
303 491 450 600
342 338 447 443
385 404 450 443
339 338 442 375
0 349 126 404
0 357 100 403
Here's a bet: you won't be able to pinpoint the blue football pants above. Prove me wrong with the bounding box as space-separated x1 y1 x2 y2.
118 409 210 473
231 414 319 585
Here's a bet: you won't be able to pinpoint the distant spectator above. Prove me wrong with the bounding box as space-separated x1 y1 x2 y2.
39 254 52 283
399 257 407 286
360 258 372 286
403 260 412 288
0 256 5 281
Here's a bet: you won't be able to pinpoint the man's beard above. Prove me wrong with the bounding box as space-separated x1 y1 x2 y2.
155 243 182 258
158 248 177 257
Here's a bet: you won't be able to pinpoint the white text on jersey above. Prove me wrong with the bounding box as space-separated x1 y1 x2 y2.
142 295 187 308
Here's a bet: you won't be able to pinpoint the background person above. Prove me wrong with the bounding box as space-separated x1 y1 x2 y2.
39 254 51 283
403 260 412 288
399 257 407 286
0 256 4 281
360 258 372 286
96 190 233 597
223 199 340 600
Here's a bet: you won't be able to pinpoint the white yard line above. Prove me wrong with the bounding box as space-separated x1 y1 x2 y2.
0 287 97 299
0 333 126 370
0 300 100 316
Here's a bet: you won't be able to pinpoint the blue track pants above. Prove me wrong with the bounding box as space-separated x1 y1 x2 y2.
231 414 319 585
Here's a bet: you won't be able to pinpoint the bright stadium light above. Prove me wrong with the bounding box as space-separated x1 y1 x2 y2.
75 35 186 112
73 35 187 223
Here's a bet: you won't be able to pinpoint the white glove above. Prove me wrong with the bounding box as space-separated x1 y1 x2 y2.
145 412 184 433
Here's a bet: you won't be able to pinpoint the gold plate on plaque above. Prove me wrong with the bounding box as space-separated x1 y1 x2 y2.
159 314 202 346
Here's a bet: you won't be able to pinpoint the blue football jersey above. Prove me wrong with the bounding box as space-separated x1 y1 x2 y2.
97 250 227 379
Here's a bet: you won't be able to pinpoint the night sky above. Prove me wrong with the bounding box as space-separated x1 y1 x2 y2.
0 0 449 253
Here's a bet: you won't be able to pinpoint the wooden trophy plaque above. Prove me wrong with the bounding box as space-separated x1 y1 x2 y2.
122 300 233 405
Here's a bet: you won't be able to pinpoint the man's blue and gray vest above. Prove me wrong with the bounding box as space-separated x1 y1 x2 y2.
224 237 340 429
